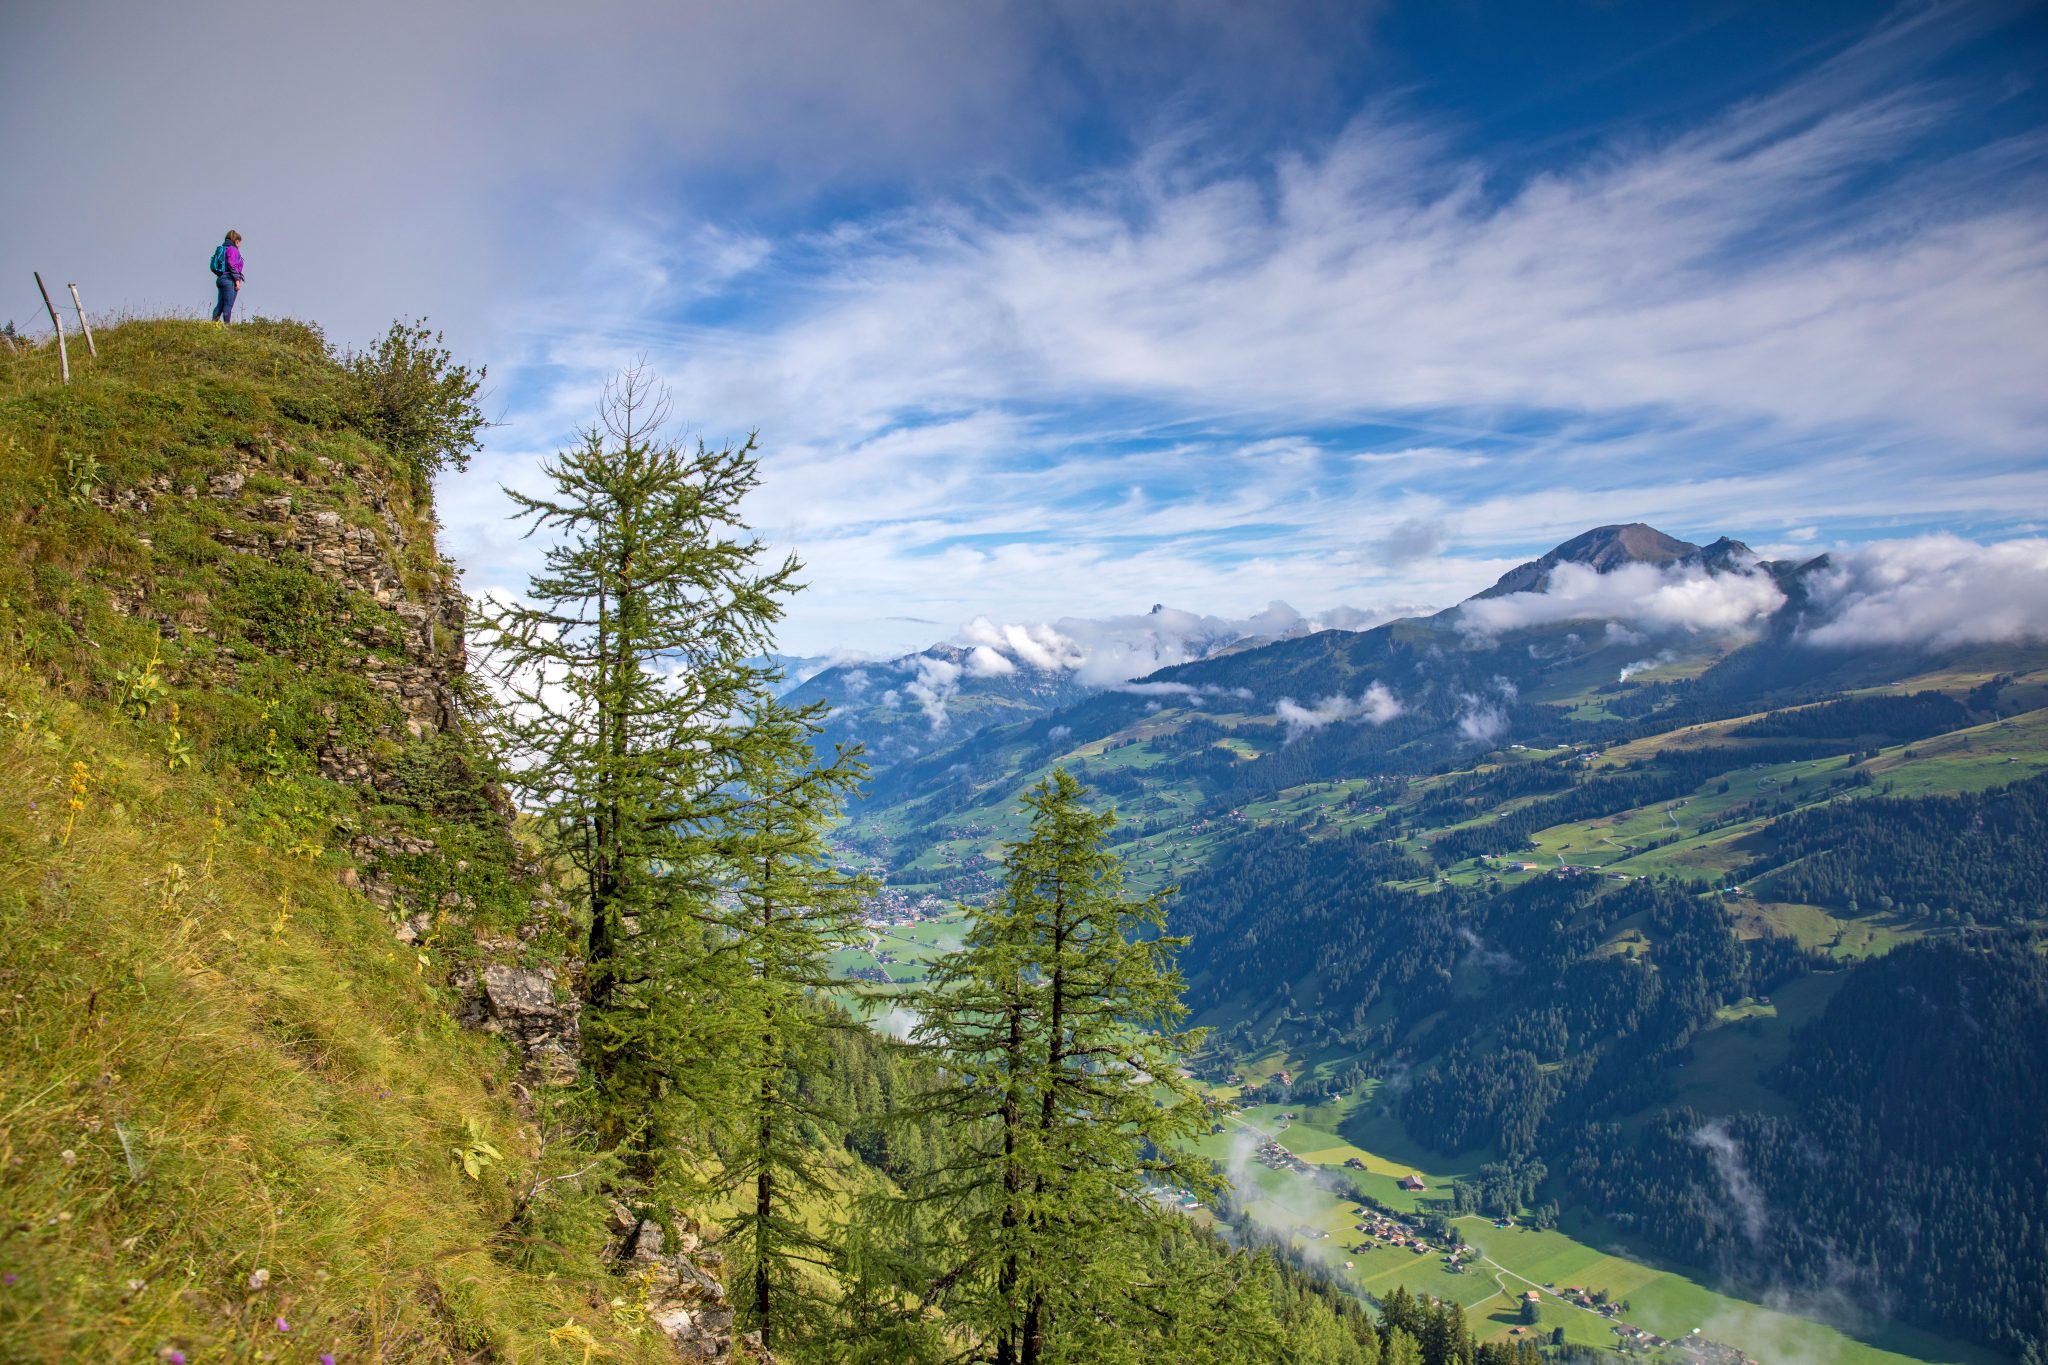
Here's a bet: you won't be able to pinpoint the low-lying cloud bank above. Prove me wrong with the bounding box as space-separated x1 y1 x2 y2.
1460 561 1787 638
1276 681 1405 740
1459 536 2048 653
841 600 1408 734
1800 536 2048 650
959 601 1414 687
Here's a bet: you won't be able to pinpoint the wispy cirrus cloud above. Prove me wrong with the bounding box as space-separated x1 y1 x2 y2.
440 6 2048 655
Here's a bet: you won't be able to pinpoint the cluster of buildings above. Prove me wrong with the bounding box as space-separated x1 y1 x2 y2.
1501 859 1637 883
1253 1138 1313 1176
1612 1323 1674 1350
1672 1337 1757 1365
1341 1206 1472 1263
1547 1284 1639 1329
860 882 948 929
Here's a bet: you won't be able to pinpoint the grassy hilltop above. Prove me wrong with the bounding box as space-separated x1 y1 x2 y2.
0 321 671 1363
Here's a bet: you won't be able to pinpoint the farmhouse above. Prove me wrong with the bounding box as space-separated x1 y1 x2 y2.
1399 1173 1426 1191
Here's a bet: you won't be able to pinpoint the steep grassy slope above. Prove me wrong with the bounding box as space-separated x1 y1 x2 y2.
0 322 665 1363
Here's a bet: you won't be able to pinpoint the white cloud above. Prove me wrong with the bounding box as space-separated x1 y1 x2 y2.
902 656 962 732
959 617 1085 673
1113 680 1255 701
1691 1121 1770 1246
1455 691 1510 746
963 644 1017 677
1460 562 1787 639
1114 681 1204 698
1457 926 1521 976
1275 681 1404 740
1604 621 1649 648
1800 536 2048 650
627 30 2048 458
952 602 1413 688
1618 650 1679 683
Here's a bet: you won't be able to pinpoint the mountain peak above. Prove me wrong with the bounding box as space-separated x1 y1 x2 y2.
1474 523 1700 599
1685 535 1757 573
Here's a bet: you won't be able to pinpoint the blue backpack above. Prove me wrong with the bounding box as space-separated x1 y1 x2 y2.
209 242 228 274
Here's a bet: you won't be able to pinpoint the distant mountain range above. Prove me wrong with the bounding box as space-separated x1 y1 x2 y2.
787 600 1420 767
844 522 1885 812
797 523 1864 773
753 651 833 694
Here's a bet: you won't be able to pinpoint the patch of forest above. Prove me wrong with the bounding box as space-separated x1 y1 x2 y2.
1425 742 1845 863
1742 771 2048 925
1726 690 1971 742
1175 828 1815 1135
1566 935 2048 1356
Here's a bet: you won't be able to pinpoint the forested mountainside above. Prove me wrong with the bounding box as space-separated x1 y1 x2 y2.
839 524 2048 1360
1572 936 2048 1351
1742 773 2048 923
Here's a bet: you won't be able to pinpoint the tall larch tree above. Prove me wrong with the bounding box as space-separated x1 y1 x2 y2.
472 366 803 1179
911 767 1228 1365
713 689 868 1356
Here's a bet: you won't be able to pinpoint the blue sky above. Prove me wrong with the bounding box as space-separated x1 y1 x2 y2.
6 1 2047 658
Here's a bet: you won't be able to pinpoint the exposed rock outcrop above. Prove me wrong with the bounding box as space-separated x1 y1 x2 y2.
200 438 468 742
156 438 587 1088
607 1204 748 1362
452 963 582 1087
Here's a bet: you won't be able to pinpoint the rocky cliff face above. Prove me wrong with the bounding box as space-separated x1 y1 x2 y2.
209 440 467 739
111 425 747 1360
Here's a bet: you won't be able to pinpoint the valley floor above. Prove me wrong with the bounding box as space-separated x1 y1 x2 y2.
827 905 2006 1365
1190 1081 2000 1365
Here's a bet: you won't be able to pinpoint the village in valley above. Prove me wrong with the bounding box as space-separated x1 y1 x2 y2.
837 839 1818 1364
1186 1062 1898 1365
1239 1126 1762 1364
825 868 1951 1365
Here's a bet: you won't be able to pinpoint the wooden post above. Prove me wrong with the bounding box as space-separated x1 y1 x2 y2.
34 272 69 385
67 284 96 359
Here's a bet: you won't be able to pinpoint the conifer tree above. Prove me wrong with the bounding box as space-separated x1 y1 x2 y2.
713 690 868 1355
1383 1328 1425 1365
910 768 1223 1365
473 366 804 1174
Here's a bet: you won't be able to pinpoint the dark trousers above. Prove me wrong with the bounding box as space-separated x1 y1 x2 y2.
213 273 237 322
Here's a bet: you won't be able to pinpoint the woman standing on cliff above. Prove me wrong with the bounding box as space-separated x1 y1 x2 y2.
209 230 244 323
